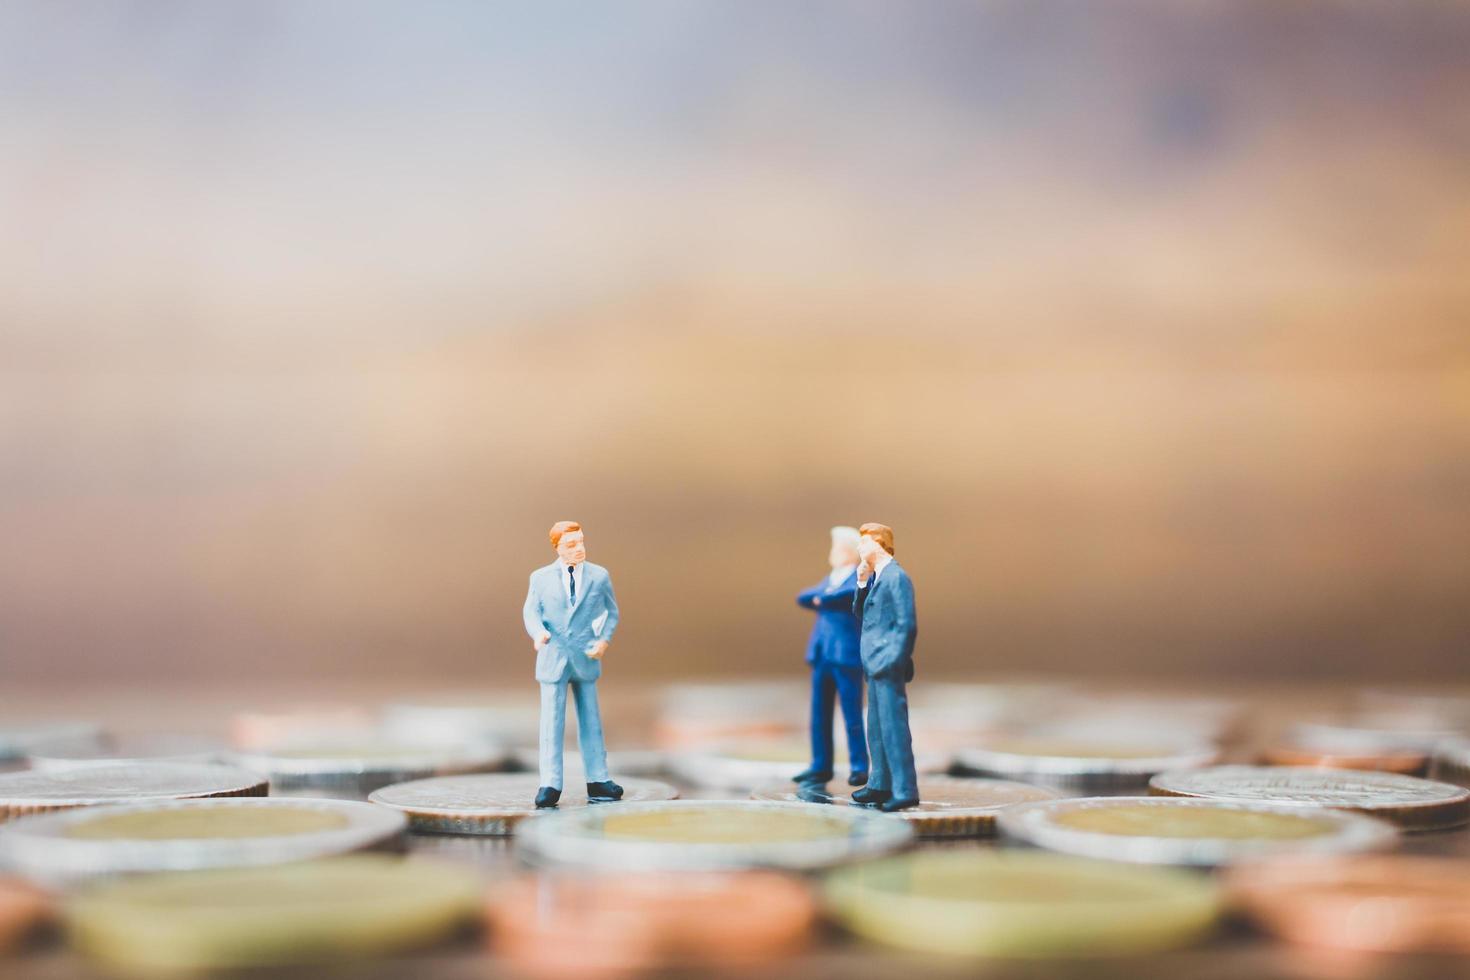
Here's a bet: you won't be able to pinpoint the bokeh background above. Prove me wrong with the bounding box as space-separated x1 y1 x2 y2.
2 1 1467 690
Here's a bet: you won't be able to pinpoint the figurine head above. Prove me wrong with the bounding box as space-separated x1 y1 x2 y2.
549 521 586 566
829 526 860 570
857 523 895 564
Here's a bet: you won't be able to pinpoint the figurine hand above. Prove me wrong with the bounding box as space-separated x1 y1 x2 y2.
534 631 550 652
812 596 822 607
855 563 871 586
588 641 609 660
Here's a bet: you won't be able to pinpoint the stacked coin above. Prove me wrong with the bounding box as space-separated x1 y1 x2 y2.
1433 738 1470 786
66 855 483 972
517 800 913 872
509 746 666 780
382 694 541 748
1150 765 1470 831
0 723 102 764
752 775 1059 838
368 774 679 836
1227 855 1470 954
655 681 804 748
997 796 1397 866
226 738 507 799
823 851 1220 957
1260 717 1458 775
669 739 950 791
0 798 407 887
26 733 224 772
488 872 816 975
0 878 50 952
0 763 267 822
955 735 1219 791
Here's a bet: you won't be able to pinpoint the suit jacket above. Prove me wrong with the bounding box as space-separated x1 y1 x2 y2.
851 561 917 681
522 561 620 683
796 570 861 668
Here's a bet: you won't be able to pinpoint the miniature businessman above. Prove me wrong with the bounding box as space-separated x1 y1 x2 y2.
849 523 920 812
792 526 869 787
523 521 623 808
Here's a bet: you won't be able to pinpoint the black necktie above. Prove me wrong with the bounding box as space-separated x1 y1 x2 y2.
568 565 576 605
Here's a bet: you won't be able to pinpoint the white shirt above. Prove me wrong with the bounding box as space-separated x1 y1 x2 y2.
828 563 856 588
871 552 894 582
559 561 585 608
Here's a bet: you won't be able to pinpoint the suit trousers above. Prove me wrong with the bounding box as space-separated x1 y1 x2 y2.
808 662 868 775
539 678 610 790
865 670 918 800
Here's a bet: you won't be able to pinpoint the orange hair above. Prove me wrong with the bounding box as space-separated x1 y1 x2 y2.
548 521 582 549
859 523 895 556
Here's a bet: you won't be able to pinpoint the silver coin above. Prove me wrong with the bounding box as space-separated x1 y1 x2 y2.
508 746 666 779
0 722 103 762
1149 765 1470 830
27 734 224 772
997 795 1397 867
0 763 267 820
368 773 679 836
955 736 1220 791
382 695 541 748
668 740 951 791
0 797 406 887
516 799 913 872
225 738 507 799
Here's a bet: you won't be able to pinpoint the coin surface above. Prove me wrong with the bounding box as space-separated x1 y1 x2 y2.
1150 765 1470 831
488 871 816 974
517 800 913 871
751 775 1059 837
668 739 950 790
0 798 407 887
0 763 268 822
368 774 679 836
955 736 1220 791
0 722 103 762
0 877 50 952
823 851 1219 957
27 733 224 771
66 855 482 971
1226 855 1470 954
997 796 1397 866
225 738 507 799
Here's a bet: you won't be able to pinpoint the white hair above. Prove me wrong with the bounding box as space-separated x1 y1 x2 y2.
830 525 860 550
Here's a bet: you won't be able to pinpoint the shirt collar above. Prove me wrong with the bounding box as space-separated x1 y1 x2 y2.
872 553 894 580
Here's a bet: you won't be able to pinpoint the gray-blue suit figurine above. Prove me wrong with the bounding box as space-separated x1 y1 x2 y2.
523 521 623 808
849 522 920 811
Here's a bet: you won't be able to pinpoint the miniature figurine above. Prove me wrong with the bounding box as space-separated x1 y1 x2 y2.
849 523 920 811
791 526 869 787
523 521 623 808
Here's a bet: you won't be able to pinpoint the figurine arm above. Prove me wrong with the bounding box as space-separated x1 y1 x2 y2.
821 582 856 612
796 583 824 609
599 573 620 643
522 577 546 639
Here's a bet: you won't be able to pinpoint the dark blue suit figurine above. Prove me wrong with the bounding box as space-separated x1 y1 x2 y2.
850 522 920 812
791 526 869 787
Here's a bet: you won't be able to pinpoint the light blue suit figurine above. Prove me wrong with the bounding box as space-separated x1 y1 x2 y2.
849 522 920 812
522 520 623 808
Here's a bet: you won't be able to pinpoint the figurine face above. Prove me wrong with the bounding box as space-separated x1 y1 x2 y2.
829 540 858 570
556 530 586 566
856 534 884 565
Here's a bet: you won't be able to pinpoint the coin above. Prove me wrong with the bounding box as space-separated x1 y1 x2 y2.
0 878 50 952
0 798 407 887
382 694 541 748
823 851 1219 957
225 737 507 799
517 800 913 872
1046 693 1243 743
751 775 1059 838
231 705 375 750
907 683 1070 750
0 763 267 822
668 739 951 790
66 855 482 971
1226 855 1470 954
0 722 103 763
997 796 1397 866
1150 765 1470 831
1433 738 1470 786
509 746 666 779
488 871 816 974
955 736 1220 791
1259 743 1428 776
655 681 804 748
27 733 224 772
368 774 679 836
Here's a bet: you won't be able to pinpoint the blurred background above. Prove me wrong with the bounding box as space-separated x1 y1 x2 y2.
2 0 1467 691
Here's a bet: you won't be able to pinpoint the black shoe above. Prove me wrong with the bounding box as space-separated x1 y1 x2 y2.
851 786 890 807
791 767 833 784
847 770 869 787
586 780 624 802
534 786 561 808
880 796 920 813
